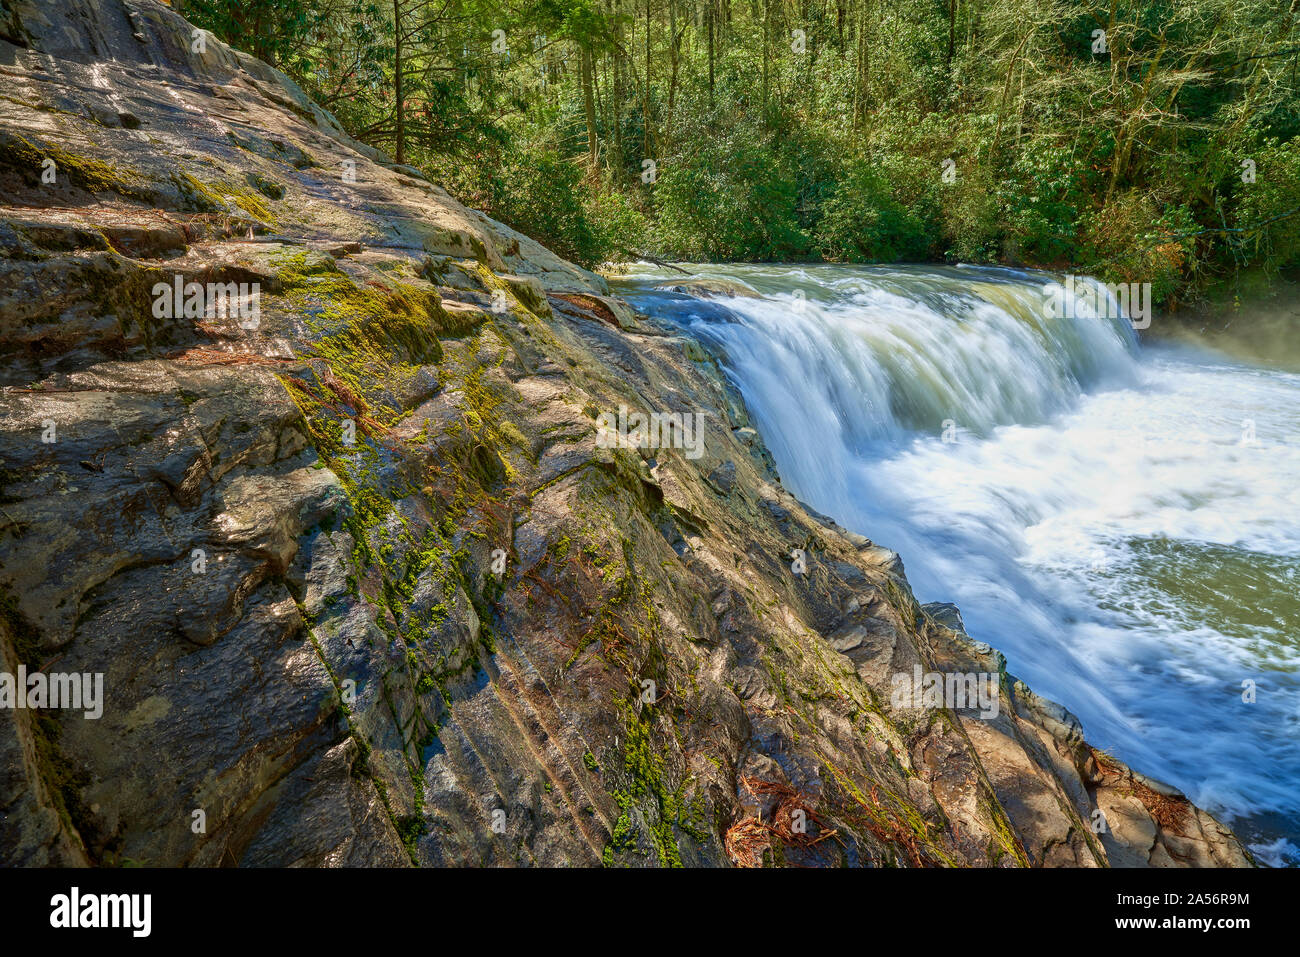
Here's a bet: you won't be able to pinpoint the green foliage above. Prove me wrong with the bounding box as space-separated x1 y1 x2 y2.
1079 194 1198 305
996 147 1097 266
1233 138 1300 274
181 0 1299 299
815 164 934 263
654 115 811 261
178 0 319 66
436 143 606 266
582 185 650 262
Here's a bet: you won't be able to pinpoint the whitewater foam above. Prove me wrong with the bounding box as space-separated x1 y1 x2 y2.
618 263 1300 863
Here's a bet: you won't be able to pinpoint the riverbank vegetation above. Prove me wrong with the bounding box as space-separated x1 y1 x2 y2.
179 0 1299 306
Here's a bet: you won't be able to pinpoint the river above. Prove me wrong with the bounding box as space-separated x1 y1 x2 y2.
613 262 1300 866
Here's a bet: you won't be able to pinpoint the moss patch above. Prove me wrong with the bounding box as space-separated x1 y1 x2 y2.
0 132 153 201
173 172 278 224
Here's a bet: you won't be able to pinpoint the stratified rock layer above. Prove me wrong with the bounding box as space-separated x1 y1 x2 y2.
0 0 1250 867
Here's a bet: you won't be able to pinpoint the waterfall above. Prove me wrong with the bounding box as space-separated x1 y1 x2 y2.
617 262 1300 866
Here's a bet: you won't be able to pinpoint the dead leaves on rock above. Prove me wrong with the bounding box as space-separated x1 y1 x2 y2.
1093 748 1190 834
725 775 839 867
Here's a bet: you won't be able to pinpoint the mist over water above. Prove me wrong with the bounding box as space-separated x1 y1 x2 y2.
615 263 1300 865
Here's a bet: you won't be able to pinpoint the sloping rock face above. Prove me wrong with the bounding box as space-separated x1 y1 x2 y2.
0 0 1250 867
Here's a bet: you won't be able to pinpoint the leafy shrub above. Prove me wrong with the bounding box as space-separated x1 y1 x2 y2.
583 185 651 262
438 144 604 267
938 163 1003 263
653 124 810 261
1079 193 1198 305
997 145 1096 265
815 164 934 262
1233 138 1300 274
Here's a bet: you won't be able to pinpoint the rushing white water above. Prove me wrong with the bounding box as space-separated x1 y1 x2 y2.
614 263 1300 865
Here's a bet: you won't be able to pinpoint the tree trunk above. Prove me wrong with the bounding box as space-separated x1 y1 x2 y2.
853 0 868 129
668 0 679 137
613 0 624 175
582 45 599 168
761 0 769 122
707 2 715 105
393 0 405 164
644 0 652 160
947 0 957 75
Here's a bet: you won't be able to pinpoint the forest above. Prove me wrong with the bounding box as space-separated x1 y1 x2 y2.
177 0 1300 305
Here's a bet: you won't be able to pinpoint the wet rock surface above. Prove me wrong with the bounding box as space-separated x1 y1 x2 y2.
0 0 1250 867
